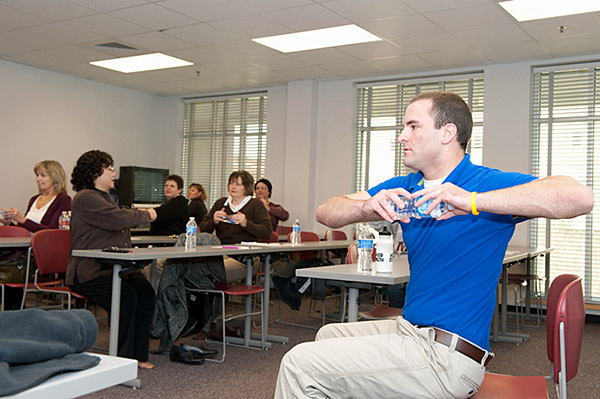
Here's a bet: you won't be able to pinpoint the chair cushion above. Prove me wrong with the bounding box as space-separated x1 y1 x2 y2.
472 373 548 399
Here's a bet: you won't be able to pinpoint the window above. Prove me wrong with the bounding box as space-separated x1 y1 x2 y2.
181 93 267 207
355 75 484 192
530 63 599 301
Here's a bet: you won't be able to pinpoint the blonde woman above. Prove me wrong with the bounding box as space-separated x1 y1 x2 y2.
1 160 71 232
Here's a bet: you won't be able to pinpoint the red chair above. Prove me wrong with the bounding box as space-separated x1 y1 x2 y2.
276 225 292 241
260 231 279 243
473 274 585 399
287 231 320 261
187 281 265 363
0 226 62 311
324 230 347 261
28 229 87 310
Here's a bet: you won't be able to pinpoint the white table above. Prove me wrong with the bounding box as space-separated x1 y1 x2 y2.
297 256 410 322
6 354 137 399
0 237 31 248
71 240 355 355
130 235 178 246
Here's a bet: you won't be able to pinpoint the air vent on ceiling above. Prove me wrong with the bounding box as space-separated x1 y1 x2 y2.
94 42 138 51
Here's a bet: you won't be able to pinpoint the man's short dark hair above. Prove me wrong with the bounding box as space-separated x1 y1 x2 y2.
410 91 473 151
71 150 114 192
165 174 184 190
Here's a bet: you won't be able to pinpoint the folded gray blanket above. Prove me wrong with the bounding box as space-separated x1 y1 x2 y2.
0 309 100 396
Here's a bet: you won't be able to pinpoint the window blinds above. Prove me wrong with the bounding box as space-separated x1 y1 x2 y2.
530 64 599 301
355 76 484 192
181 93 267 207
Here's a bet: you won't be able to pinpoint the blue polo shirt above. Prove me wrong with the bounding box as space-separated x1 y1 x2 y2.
367 154 536 350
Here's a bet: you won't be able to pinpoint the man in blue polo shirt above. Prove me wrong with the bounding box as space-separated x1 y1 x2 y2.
274 91 593 399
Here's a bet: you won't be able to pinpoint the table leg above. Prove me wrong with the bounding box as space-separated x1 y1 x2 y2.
244 257 253 347
109 264 122 356
498 261 529 344
347 288 359 322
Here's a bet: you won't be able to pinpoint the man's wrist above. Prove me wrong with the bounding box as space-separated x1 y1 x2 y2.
471 192 479 215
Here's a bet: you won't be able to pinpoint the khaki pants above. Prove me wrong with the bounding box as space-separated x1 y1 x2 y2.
275 317 485 399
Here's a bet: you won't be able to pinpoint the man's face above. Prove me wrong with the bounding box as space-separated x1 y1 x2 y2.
398 99 443 172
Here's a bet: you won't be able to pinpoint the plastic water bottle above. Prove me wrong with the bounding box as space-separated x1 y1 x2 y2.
290 219 301 245
185 217 197 251
59 211 70 230
357 224 375 273
375 226 393 273
388 197 454 219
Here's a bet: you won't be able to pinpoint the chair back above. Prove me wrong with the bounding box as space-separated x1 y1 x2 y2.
546 274 579 363
552 277 584 384
31 229 70 276
260 231 279 243
276 225 292 236
287 231 320 261
0 226 30 238
325 230 347 241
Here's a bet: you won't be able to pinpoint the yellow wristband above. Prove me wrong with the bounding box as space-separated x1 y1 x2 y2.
471 192 479 215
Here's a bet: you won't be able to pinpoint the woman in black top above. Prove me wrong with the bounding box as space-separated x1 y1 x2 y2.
188 183 208 222
149 174 189 235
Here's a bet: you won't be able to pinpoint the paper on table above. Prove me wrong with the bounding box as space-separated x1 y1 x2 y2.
211 245 251 249
240 241 292 247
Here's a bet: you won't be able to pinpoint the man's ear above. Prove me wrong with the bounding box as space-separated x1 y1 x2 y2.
441 123 458 145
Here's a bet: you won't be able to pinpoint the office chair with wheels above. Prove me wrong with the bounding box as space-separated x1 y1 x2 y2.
473 274 585 399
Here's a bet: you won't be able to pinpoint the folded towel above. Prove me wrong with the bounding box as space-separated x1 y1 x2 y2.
0 309 100 396
0 308 98 364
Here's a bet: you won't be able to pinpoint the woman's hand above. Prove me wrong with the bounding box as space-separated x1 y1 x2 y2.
214 208 229 224
232 212 247 227
4 208 26 224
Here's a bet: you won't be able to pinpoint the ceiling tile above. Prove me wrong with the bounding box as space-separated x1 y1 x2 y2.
370 55 435 74
168 46 235 65
424 3 513 31
69 0 148 13
287 48 358 65
159 0 253 22
264 3 350 31
2 0 96 20
397 32 466 53
248 53 310 70
277 65 341 80
518 14 600 40
320 60 386 77
109 3 198 30
0 29 65 51
205 40 279 59
360 14 443 40
0 4 53 28
230 0 314 13
418 48 489 68
121 31 196 52
25 22 105 44
65 13 150 36
337 40 405 60
210 14 292 39
3 50 70 68
403 0 489 14
474 41 549 63
42 45 115 63
451 23 531 47
162 23 239 46
322 0 415 23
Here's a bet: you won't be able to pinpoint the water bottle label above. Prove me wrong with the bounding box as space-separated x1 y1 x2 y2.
186 226 197 234
358 239 373 250
293 225 300 233
416 199 430 216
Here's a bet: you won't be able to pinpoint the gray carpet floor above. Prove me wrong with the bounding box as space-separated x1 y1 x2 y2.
85 297 600 399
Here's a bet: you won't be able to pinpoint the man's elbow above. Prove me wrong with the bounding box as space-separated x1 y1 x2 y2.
577 186 595 215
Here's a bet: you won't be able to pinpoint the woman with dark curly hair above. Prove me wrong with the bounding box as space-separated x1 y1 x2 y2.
67 150 158 369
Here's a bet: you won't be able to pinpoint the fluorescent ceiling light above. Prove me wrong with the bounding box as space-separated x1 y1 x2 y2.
90 53 193 73
499 0 600 22
253 24 382 53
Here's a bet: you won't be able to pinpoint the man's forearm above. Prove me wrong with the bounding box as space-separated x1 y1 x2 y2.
316 194 382 228
476 176 594 219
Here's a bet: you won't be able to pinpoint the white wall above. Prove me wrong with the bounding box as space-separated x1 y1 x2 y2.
0 59 179 211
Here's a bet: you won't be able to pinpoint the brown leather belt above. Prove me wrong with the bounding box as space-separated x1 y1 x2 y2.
432 327 493 366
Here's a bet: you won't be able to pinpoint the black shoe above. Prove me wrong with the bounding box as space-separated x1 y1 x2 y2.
181 343 218 359
169 345 205 365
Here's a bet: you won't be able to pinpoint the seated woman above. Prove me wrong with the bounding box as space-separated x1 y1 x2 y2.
66 150 157 370
188 183 208 222
149 174 189 236
1 160 71 232
1 160 71 310
200 171 272 282
255 178 289 231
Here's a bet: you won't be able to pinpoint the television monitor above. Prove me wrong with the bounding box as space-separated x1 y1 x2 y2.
118 166 169 207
